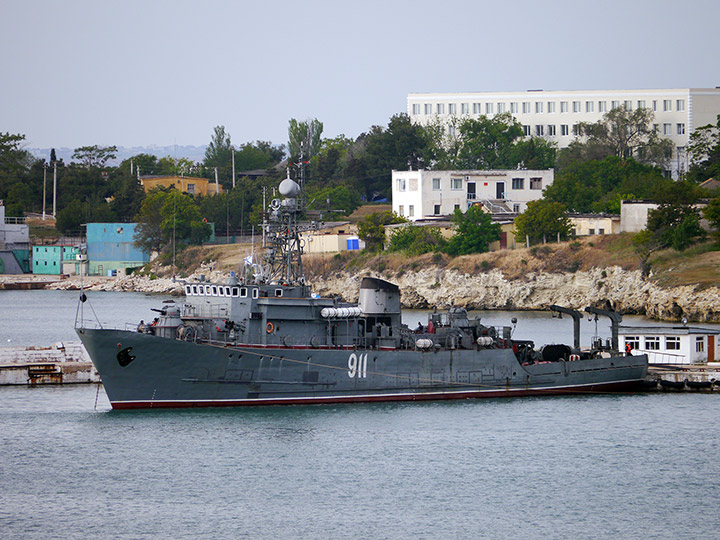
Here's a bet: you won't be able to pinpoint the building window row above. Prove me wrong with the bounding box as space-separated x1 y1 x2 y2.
414 98 687 116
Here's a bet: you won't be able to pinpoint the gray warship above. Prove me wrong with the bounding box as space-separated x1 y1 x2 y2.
77 172 648 409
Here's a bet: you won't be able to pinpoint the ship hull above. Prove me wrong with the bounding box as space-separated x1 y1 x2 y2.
78 328 649 410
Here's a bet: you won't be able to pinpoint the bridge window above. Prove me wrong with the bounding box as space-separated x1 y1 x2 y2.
225 286 232 296
232 287 239 297
275 289 283 297
239 287 247 298
252 288 259 299
211 286 218 296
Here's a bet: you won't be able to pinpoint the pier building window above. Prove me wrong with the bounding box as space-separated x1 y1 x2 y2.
397 179 406 192
598 101 607 112
461 103 469 114
561 125 569 136
434 204 441 215
696 337 705 352
677 99 685 111
547 101 555 113
535 102 543 113
535 125 544 136
398 205 404 216
432 177 441 190
436 103 445 114
486 103 494 114
530 177 542 190
424 104 432 114
548 124 556 136
522 125 530 136
611 100 620 109
652 100 657 111
451 178 463 190
586 101 594 112
408 205 414 217
663 100 672 112
522 102 531 113
510 102 518 113
573 101 581 113
645 336 660 350
473 103 482 114
637 100 646 109
560 101 568 113
663 123 672 135
677 123 685 135
624 100 632 110
448 103 456 114
589 229 595 235
665 337 680 350
412 104 420 115
497 102 506 113
512 178 524 190
625 336 640 349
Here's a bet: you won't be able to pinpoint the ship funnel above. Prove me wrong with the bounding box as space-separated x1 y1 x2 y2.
279 177 301 198
358 277 400 315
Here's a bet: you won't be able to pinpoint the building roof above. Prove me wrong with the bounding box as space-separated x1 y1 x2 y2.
619 325 720 336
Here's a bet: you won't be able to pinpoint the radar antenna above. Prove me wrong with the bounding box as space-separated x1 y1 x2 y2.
259 161 306 285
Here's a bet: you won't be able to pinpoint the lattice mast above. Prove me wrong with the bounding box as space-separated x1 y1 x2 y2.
260 163 306 285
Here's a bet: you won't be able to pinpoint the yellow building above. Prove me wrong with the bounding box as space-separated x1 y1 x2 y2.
139 175 223 196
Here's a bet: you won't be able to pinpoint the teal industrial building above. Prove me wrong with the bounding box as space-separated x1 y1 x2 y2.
86 223 149 276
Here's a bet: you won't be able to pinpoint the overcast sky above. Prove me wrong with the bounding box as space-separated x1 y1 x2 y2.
2 0 718 152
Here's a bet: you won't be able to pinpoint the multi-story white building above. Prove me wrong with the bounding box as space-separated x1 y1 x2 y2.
407 88 720 177
391 169 553 220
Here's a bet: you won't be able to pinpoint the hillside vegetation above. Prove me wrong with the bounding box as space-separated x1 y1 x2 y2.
157 233 720 290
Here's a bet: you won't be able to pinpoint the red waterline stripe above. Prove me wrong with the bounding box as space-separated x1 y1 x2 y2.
109 380 642 409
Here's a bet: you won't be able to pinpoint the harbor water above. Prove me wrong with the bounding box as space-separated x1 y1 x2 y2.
1 290 720 539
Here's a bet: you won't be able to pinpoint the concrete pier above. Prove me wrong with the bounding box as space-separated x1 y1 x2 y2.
645 365 720 392
0 341 99 385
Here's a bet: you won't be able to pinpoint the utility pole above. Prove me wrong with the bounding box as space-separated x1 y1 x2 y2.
52 161 57 218
231 148 236 189
42 164 47 220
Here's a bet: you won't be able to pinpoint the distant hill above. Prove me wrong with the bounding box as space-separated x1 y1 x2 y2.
27 145 208 165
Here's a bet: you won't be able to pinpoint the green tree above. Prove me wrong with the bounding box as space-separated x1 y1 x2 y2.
703 196 720 244
444 205 501 255
387 225 446 255
357 210 406 251
455 113 525 169
203 125 234 187
646 203 705 251
544 156 670 213
134 190 167 253
72 145 118 168
514 200 572 245
560 107 673 170
288 118 323 162
687 114 720 183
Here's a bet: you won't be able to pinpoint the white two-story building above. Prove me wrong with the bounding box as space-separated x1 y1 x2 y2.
391 169 554 220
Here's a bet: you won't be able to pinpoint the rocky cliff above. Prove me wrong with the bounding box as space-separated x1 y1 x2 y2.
308 266 720 323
